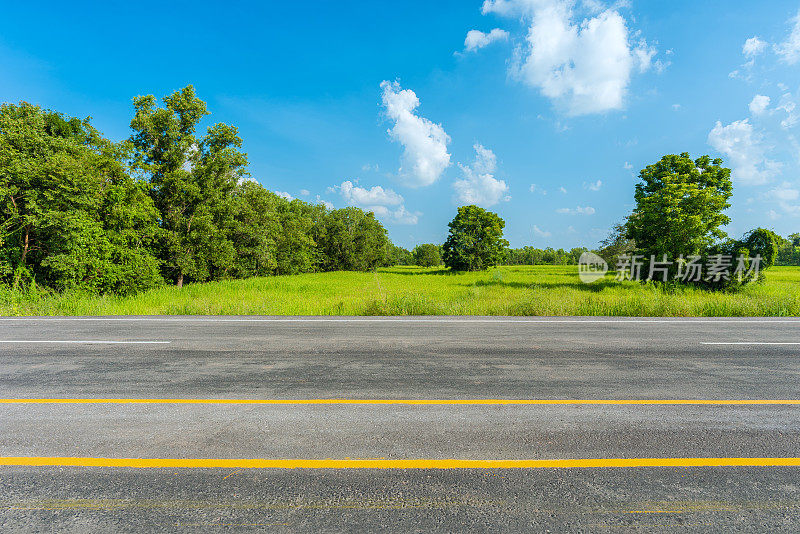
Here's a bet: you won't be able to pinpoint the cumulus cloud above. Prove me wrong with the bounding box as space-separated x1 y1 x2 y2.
529 183 547 194
453 144 510 207
749 94 771 115
314 195 334 210
532 225 552 238
274 190 293 200
330 180 419 224
776 90 800 129
776 11 800 64
481 0 661 115
584 179 602 191
707 119 780 185
766 181 800 215
299 189 310 196
335 180 403 207
556 205 595 215
743 36 768 58
464 28 510 52
381 80 451 187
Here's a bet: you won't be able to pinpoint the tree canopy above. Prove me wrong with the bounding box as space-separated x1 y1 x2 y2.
442 205 509 271
626 153 732 259
0 89 400 294
412 244 442 267
0 102 162 294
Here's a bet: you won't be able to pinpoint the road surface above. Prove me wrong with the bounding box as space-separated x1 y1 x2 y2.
1 316 799 532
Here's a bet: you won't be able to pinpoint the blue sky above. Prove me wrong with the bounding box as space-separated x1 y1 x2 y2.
3 1 800 249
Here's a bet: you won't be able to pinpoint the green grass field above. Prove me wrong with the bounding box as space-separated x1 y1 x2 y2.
1 265 798 316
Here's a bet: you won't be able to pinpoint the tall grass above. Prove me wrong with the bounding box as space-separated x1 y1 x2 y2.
0 265 798 316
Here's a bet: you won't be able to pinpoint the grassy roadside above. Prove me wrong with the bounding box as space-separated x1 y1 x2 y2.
1 265 798 317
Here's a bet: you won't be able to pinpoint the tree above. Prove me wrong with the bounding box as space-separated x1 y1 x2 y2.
316 207 390 271
598 222 635 267
412 243 441 267
386 244 413 266
734 228 780 268
130 85 247 287
0 102 162 294
442 205 509 271
228 181 281 277
626 153 732 259
275 198 322 275
777 233 800 266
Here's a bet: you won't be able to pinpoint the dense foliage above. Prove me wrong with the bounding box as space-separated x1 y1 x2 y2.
443 205 509 271
502 246 588 266
0 89 397 294
412 244 442 267
3 92 798 297
0 102 163 294
627 153 733 259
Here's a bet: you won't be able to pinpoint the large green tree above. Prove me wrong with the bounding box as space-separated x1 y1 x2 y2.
130 85 247 287
442 205 509 271
412 243 442 267
626 153 732 259
316 207 390 271
0 102 162 294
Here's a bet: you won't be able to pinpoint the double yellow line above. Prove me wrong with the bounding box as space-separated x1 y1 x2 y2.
1 457 800 469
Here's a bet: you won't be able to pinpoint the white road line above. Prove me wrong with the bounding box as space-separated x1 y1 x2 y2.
0 340 170 344
701 342 800 345
0 317 799 324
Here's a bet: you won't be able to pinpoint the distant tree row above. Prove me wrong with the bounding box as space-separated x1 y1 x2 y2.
3 87 797 296
0 87 394 294
502 246 588 266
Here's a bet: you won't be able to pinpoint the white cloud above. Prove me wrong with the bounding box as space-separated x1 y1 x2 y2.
743 36 768 58
453 144 510 207
556 205 596 215
765 181 800 215
482 0 661 115
584 179 602 191
464 28 510 52
776 11 800 64
533 225 552 238
672 103 681 111
314 195 334 210
384 205 421 224
529 183 547 194
335 180 403 207
749 94 771 115
707 119 780 185
330 180 419 224
274 191 293 200
299 189 310 196
767 181 799 201
380 80 451 187
559 186 568 194
776 91 800 129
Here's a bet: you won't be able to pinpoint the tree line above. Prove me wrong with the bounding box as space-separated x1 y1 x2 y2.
0 86 394 294
3 85 797 296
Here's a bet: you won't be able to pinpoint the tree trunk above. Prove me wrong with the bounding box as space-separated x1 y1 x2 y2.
12 225 30 291
177 272 184 288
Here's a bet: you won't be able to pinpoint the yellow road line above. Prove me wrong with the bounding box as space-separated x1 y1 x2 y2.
2 457 800 469
1 398 800 405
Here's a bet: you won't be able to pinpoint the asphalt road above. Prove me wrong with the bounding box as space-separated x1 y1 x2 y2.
1 316 800 532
